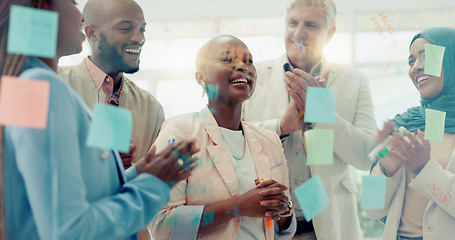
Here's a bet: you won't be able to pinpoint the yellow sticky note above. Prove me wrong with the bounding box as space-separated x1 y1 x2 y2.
425 109 445 142
305 129 334 165
0 76 50 129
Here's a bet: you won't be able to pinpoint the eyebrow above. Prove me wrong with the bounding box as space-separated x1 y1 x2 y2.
408 50 425 60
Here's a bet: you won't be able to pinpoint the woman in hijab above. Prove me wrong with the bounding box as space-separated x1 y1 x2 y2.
366 27 455 240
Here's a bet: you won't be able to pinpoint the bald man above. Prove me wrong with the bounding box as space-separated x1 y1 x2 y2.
59 0 164 171
59 2 162 238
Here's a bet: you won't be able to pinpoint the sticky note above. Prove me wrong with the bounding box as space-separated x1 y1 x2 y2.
424 44 445 77
361 175 386 209
425 109 446 142
305 129 334 165
7 5 58 58
0 76 49 129
304 87 335 124
87 103 133 153
294 175 329 222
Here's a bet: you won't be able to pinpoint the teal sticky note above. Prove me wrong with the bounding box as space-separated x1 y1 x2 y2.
361 175 386 209
7 5 58 58
87 103 133 153
424 44 445 77
304 87 335 124
304 129 334 165
294 175 330 222
425 109 446 142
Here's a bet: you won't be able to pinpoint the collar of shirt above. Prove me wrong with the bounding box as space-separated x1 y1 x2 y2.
85 57 124 105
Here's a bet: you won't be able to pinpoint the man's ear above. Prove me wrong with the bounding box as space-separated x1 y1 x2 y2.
195 71 206 85
85 25 98 41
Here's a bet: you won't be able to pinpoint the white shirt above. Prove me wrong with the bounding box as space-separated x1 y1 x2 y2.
220 127 265 240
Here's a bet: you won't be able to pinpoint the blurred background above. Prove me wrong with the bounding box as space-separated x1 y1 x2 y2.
61 0 455 238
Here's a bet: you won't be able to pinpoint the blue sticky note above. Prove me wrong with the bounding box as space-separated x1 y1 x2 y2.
361 175 386 209
304 129 334 165
424 44 445 77
425 109 446 142
7 5 58 58
87 103 133 153
294 175 330 221
304 87 335 124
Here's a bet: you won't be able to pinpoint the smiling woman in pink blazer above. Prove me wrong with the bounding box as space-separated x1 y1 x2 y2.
149 35 296 240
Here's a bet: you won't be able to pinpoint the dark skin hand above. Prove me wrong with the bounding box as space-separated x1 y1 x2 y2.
197 179 291 235
256 179 292 230
136 140 200 188
120 143 136 169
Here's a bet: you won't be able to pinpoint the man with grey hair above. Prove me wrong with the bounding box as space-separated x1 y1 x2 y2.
243 0 377 239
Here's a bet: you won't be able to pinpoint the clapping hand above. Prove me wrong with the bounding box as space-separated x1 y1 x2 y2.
136 140 200 188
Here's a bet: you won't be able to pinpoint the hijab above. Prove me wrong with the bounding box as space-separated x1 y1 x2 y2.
393 27 455 133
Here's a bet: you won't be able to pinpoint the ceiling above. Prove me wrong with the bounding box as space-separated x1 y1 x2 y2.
76 0 455 21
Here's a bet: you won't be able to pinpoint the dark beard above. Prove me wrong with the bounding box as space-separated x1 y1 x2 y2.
98 33 140 74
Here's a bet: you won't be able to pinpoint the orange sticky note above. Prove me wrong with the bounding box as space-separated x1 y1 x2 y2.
0 76 50 129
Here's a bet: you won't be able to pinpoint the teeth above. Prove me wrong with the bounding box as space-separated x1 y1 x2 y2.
417 76 429 83
125 48 141 54
231 78 248 84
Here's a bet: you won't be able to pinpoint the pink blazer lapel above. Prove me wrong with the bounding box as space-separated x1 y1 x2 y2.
242 122 271 182
200 107 241 197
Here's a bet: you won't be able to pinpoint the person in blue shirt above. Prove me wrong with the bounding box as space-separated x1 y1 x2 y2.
0 0 197 239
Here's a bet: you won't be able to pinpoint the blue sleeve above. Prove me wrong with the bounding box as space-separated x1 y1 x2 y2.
125 164 138 181
11 68 170 240
274 213 297 240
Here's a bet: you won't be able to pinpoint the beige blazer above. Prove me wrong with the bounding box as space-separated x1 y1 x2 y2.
242 54 377 240
58 60 164 161
149 107 291 240
368 150 455 240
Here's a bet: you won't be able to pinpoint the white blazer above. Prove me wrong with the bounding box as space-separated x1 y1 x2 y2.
368 150 455 240
242 54 377 240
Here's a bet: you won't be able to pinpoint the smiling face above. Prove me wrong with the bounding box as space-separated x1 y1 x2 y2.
408 37 445 99
196 36 257 106
285 1 335 70
85 0 146 73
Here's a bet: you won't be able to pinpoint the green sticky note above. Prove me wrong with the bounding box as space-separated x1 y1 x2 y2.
361 175 386 209
424 44 445 77
7 5 58 58
425 109 446 142
305 129 334 165
304 87 335 124
87 103 133 153
294 175 330 222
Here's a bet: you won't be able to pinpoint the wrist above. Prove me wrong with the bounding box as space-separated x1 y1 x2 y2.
278 201 293 217
135 158 145 174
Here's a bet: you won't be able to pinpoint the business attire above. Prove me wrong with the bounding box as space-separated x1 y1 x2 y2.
4 57 170 240
59 58 165 161
367 133 455 240
242 54 376 240
149 107 296 240
366 27 455 240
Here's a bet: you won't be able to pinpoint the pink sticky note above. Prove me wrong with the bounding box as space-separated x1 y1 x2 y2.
0 76 50 129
